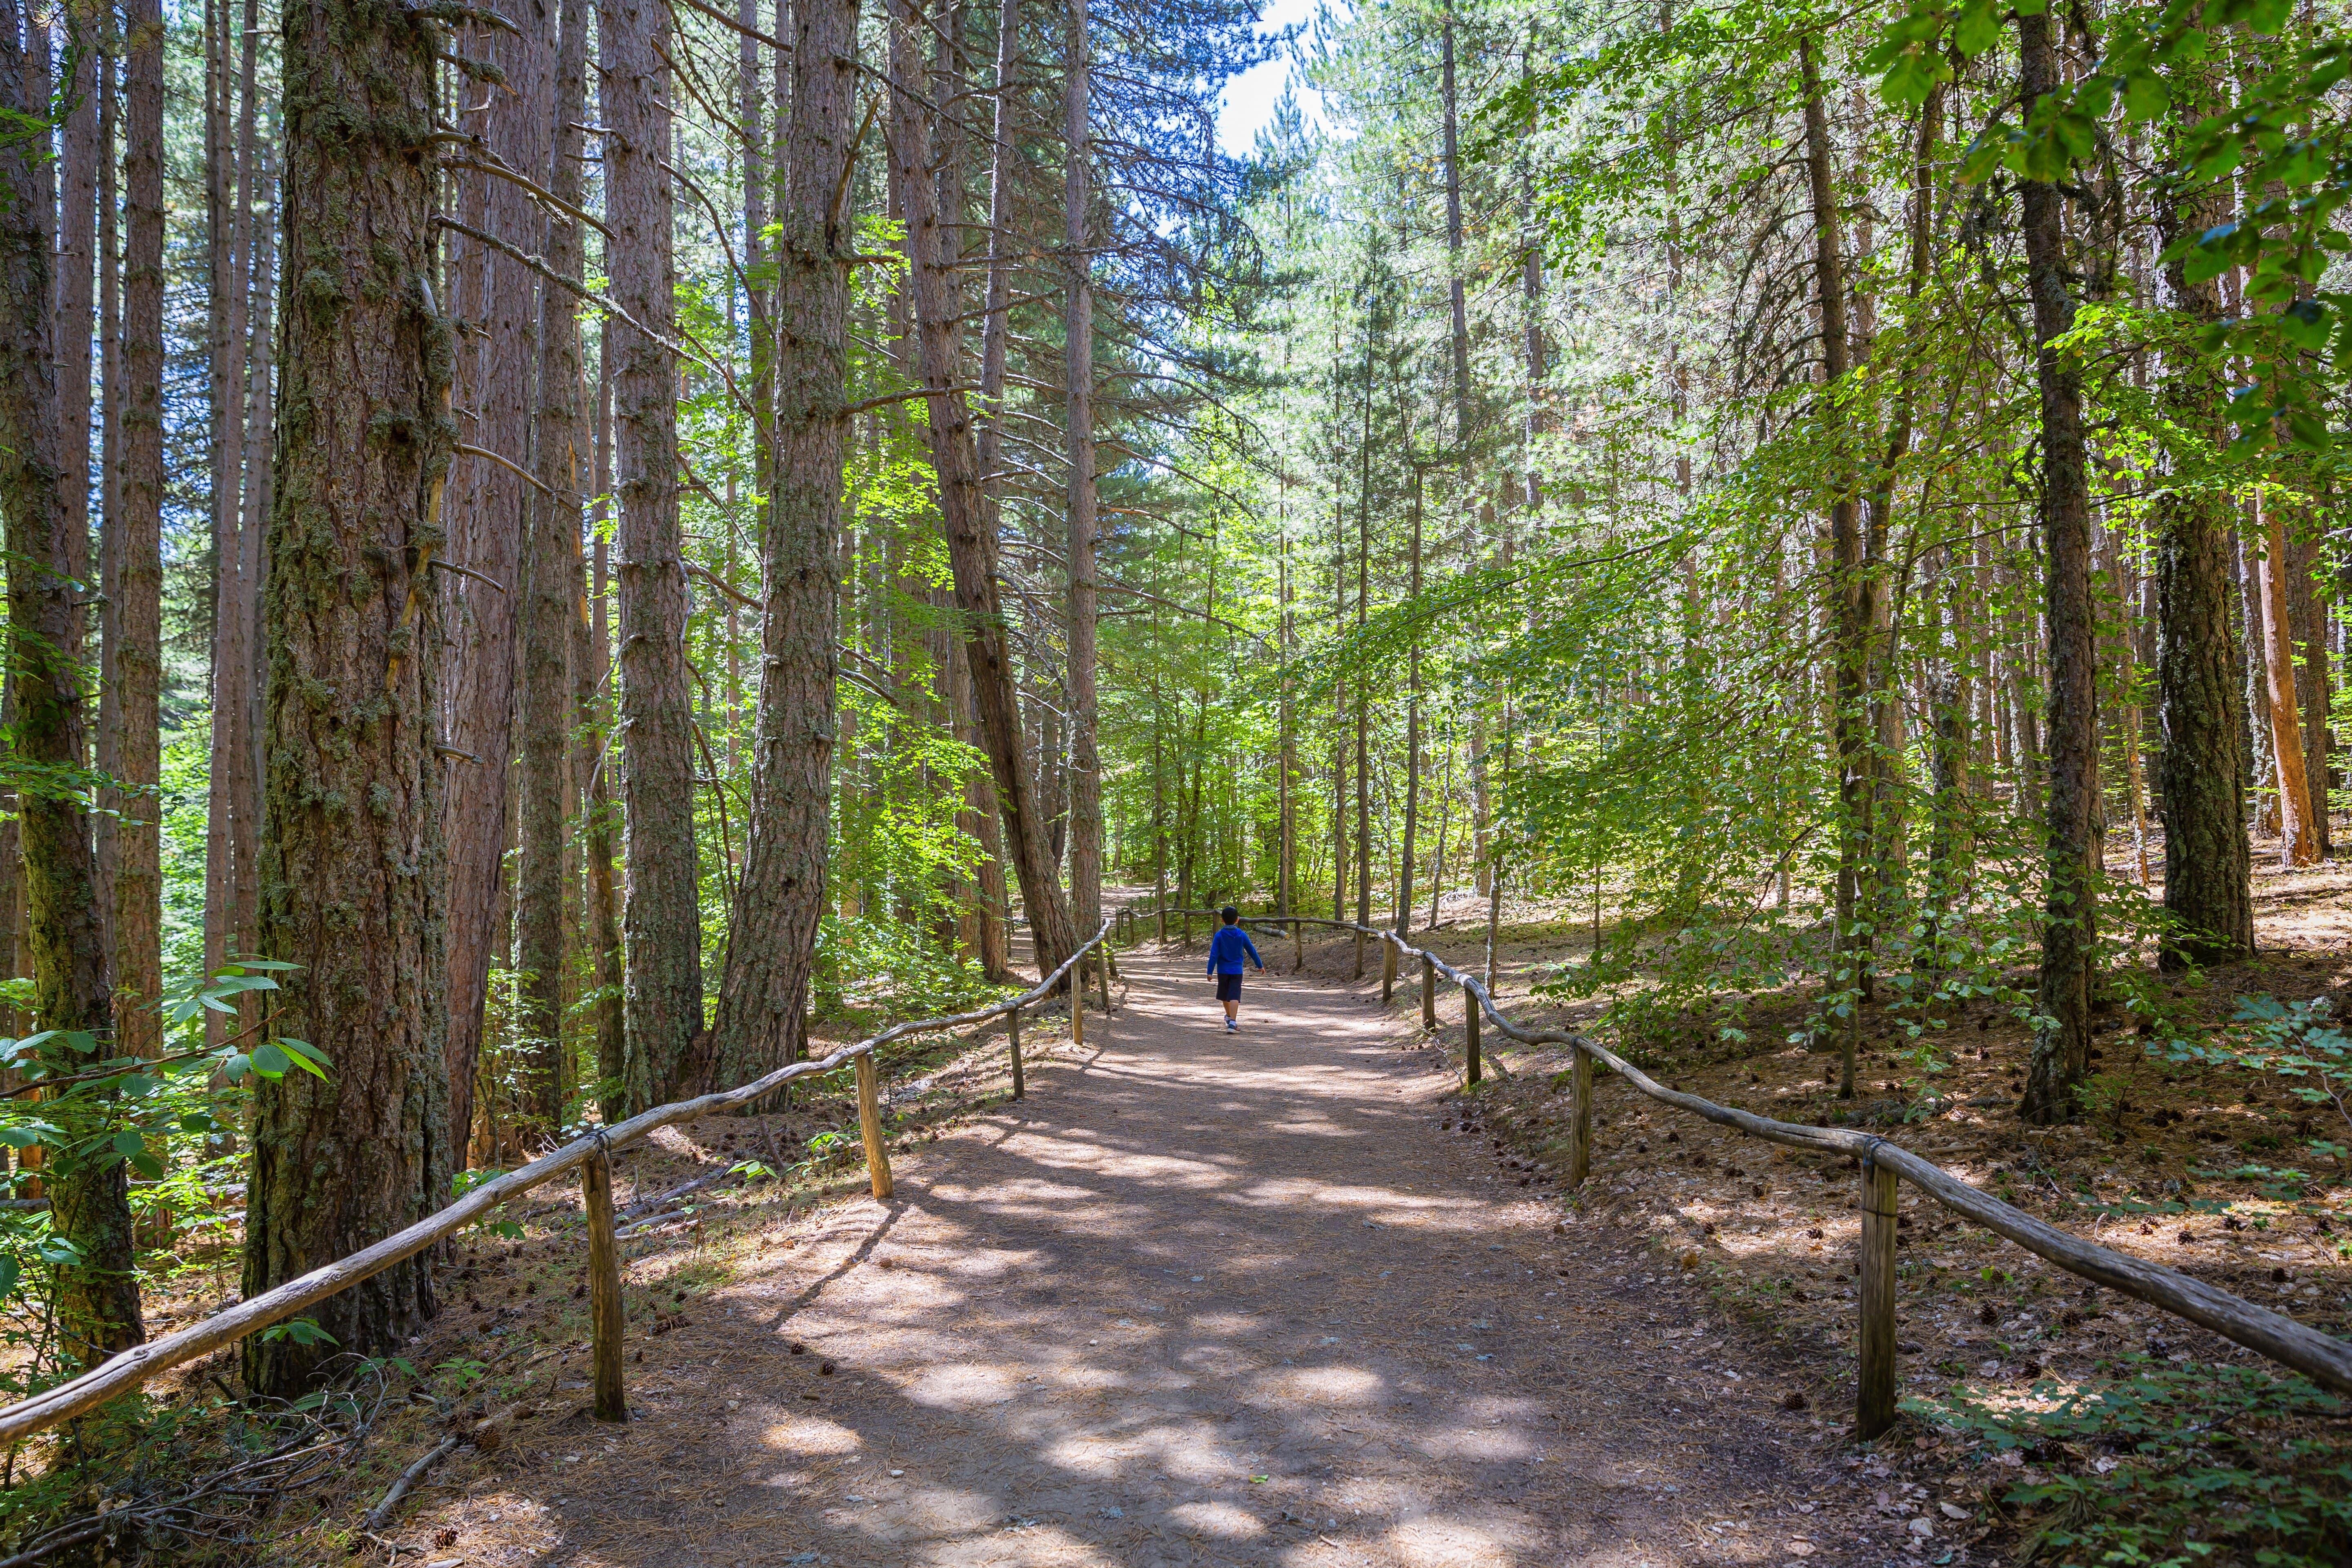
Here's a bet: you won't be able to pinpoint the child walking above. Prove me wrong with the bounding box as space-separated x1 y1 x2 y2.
1205 905 1265 1031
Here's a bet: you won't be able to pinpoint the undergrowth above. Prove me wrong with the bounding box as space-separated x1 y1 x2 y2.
1905 1358 2352 1567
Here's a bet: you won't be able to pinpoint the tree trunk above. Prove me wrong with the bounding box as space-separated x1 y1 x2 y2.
117 0 167 1070
577 339 626 1120
1799 35 1866 1099
516 0 589 1138
2289 521 2330 855
243 0 452 1392
2018 6 2098 1127
1062 0 1102 951
709 0 858 1089
603 0 702 1111
0 3 140 1365
96 42 120 978
1396 466 1422 935
2147 87 2249 965
889 0 1077 980
2253 494 2321 866
443 0 553 1147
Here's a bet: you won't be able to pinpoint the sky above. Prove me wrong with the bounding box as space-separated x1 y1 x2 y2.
1215 0 1336 156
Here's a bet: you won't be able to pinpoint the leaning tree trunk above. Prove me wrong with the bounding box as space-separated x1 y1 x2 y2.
117 0 169 1070
0 0 140 1365
602 0 702 1111
2152 77 2252 965
515 0 589 1138
2018 6 2098 1127
889 0 1077 980
709 0 860 1089
243 0 453 1394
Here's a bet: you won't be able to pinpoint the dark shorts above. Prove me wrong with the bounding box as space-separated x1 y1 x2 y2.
1215 972 1243 1002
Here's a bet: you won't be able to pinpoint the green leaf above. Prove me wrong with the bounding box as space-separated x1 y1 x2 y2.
2243 0 2294 33
2121 71 2169 124
129 1151 165 1180
223 1053 251 1084
252 1042 291 1077
0 1256 19 1301
111 1129 147 1157
0 1126 48 1149
1953 1 2006 56
2279 296 2331 350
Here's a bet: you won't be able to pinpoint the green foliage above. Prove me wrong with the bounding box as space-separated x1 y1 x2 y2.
1907 1360 2352 1566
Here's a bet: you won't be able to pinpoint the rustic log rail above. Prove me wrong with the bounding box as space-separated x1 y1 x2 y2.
1137 905 2352 1432
0 919 1117 1447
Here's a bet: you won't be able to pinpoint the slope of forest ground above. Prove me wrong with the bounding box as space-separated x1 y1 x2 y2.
1325 850 2352 1564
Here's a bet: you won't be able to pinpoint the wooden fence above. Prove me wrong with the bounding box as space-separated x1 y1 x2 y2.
1135 904 2352 1434
0 920 1118 1446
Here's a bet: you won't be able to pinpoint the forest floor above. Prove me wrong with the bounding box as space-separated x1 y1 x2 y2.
314 938 1913 1568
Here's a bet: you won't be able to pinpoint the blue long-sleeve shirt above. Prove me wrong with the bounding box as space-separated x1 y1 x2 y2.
1207 925 1264 975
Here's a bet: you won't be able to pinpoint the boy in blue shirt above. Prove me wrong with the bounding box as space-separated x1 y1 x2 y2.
1205 905 1265 1031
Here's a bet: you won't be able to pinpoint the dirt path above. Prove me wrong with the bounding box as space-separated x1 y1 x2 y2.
483 947 1882 1568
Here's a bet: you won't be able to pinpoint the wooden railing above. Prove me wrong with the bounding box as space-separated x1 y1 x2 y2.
1136 905 2352 1432
0 919 1118 1446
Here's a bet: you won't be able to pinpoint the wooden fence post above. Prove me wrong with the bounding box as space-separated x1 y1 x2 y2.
1420 957 1437 1031
1292 918 1303 972
1181 909 1192 946
1009 1006 1024 1100
1380 939 1397 1004
581 1136 628 1423
856 1051 894 1202
1858 1149 1899 1439
1071 983 1086 1047
1097 943 1112 1013
1568 1045 1592 1187
1465 985 1482 1086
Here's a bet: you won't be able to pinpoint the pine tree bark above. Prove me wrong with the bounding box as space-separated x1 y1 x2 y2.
2288 523 2330 855
96 42 120 966
117 0 167 1067
2252 493 2320 866
602 0 702 1111
0 0 141 1364
889 0 1078 980
516 0 589 1137
1062 0 1103 951
2019 7 2098 1126
243 0 452 1392
577 343 626 1119
709 0 859 1087
1798 35 1866 1099
443 0 554 1149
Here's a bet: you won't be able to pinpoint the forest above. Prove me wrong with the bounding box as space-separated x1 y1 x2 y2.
0 0 2350 1559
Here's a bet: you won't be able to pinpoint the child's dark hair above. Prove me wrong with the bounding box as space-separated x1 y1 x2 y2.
1219 904 1239 925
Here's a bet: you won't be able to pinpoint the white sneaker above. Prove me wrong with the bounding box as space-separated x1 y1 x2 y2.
1225 1019 1238 1032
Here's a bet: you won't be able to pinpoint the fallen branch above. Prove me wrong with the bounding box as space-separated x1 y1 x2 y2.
362 1434 461 1532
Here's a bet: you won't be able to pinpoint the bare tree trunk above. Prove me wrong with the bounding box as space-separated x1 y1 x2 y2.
603 0 702 1110
116 0 167 1070
889 0 1077 980
2290 521 2330 855
1396 466 1421 936
2253 493 2321 866
96 40 120 973
577 339 626 1120
443 0 553 1146
709 0 859 1088
244 0 451 1393
1799 36 1866 1099
516 0 588 1138
2018 7 2098 1126
0 1 140 1365
1061 0 1102 952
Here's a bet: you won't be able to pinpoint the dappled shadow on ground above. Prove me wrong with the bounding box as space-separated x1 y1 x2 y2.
417 949 1856 1568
